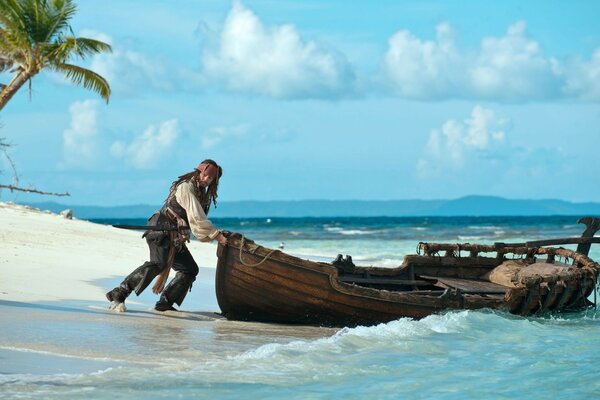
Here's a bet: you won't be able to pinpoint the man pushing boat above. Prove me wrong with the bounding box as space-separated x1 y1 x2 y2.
106 160 228 312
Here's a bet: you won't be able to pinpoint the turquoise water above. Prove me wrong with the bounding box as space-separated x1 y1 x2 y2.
100 215 600 264
3 216 600 399
2 308 600 399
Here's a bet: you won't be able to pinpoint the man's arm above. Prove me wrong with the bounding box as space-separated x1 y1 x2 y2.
175 182 226 244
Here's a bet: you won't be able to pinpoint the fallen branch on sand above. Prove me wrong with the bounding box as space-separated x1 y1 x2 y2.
0 184 70 197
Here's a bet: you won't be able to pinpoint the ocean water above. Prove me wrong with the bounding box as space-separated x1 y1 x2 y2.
3 215 600 399
100 215 600 265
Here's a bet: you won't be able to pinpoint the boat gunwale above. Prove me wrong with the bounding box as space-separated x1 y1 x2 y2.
215 222 600 324
220 235 514 307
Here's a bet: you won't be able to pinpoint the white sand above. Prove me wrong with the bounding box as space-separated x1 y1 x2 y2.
0 202 335 381
0 201 219 304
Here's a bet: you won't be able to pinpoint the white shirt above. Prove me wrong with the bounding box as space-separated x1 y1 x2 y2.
175 181 220 242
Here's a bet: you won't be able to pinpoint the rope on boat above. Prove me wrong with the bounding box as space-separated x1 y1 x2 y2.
594 270 598 310
238 235 278 267
416 242 423 256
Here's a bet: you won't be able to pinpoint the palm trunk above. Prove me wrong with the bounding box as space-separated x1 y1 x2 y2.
0 72 33 112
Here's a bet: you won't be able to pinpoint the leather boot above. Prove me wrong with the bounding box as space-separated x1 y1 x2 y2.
106 262 162 303
106 284 129 303
155 273 195 311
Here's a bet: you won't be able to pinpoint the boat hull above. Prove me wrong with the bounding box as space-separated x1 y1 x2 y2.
215 222 600 327
215 236 516 327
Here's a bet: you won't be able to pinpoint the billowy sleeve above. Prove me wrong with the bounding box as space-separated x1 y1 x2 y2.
175 181 220 242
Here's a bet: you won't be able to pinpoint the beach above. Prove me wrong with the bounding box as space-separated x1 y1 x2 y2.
2 202 600 399
0 203 333 382
0 201 220 304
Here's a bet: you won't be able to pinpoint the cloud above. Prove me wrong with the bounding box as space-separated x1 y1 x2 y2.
415 105 577 197
383 23 464 98
563 48 600 101
201 123 250 149
201 1 356 99
469 22 562 100
200 123 294 149
73 15 600 103
384 21 566 101
111 119 180 169
61 99 101 169
80 30 176 95
419 105 508 174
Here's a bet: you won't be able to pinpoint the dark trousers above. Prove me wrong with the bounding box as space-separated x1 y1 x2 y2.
113 235 198 301
146 231 199 278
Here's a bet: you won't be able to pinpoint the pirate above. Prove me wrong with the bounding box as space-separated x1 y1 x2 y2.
106 159 228 312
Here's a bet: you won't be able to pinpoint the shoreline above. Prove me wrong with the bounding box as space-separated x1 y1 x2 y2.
0 201 227 375
0 201 219 304
0 201 333 378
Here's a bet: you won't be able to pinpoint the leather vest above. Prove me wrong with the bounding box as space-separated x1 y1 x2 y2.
161 190 189 226
159 181 210 229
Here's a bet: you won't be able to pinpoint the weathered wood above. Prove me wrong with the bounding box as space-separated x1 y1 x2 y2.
215 232 600 327
339 276 430 286
577 217 600 256
486 237 600 248
420 276 509 294
418 243 599 269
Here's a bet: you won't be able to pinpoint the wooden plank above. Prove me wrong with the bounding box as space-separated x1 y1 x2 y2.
419 275 509 294
338 276 430 286
576 217 600 256
494 236 600 248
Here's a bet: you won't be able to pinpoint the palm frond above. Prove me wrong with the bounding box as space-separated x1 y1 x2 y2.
44 0 77 42
0 0 31 50
20 0 42 44
53 62 111 103
0 28 30 72
0 0 112 109
0 26 32 57
68 37 112 57
0 0 26 30
44 36 111 64
24 0 54 44
0 54 14 72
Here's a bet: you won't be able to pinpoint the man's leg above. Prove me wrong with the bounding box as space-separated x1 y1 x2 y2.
106 233 168 311
155 246 199 311
106 261 163 311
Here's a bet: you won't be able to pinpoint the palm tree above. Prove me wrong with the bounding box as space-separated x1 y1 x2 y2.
0 0 112 111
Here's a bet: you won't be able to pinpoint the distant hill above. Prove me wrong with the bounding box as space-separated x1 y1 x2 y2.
21 195 600 219
432 196 600 217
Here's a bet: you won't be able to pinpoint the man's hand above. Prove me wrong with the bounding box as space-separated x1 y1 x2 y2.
216 231 228 246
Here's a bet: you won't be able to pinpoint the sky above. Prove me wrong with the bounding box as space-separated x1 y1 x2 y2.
1 0 599 206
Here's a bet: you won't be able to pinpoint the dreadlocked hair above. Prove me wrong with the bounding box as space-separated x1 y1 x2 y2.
166 159 222 215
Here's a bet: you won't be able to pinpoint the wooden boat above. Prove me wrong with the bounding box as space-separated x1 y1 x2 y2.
215 217 600 327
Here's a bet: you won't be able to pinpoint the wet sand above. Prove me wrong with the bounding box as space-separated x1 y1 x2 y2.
0 299 334 375
0 202 337 375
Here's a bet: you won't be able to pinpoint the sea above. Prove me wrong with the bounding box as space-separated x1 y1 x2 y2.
2 215 600 399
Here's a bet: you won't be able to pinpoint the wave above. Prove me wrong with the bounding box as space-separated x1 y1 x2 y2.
324 226 380 236
357 258 403 268
337 229 377 236
5 309 598 398
0 346 119 364
0 367 115 385
233 311 472 362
